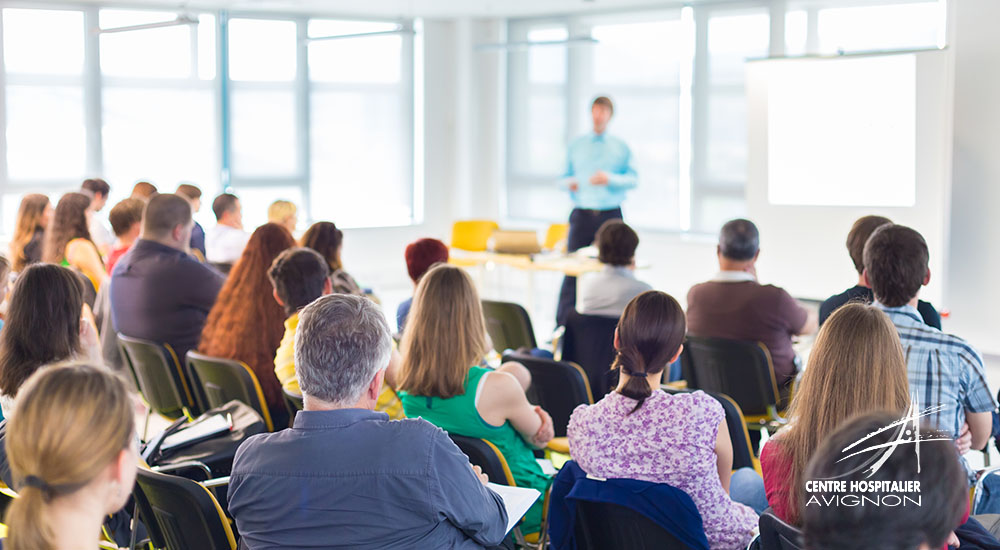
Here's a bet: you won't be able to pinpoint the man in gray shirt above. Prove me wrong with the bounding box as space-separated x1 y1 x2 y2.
576 220 652 318
228 294 508 549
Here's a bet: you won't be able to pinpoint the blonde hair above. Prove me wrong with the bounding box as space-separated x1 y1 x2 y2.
397 264 488 398
5 363 134 550
780 303 910 524
10 194 49 273
268 200 297 224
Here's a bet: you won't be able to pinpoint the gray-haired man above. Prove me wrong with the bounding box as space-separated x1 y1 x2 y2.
228 294 508 549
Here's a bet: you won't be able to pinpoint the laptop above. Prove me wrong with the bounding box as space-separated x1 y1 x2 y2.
490 230 542 255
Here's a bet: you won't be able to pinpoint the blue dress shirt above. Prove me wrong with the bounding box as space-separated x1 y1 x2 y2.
228 408 509 549
560 132 637 210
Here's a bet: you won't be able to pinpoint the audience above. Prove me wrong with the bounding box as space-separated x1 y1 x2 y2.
206 193 250 265
864 223 995 458
759 303 912 525
9 194 50 273
301 221 364 296
267 200 298 235
820 215 941 328
110 194 224 368
105 198 144 275
130 181 158 201
398 263 552 535
686 218 817 389
575 219 651 317
42 192 107 292
176 183 207 259
199 223 296 422
228 294 509 549
568 290 760 549
81 178 112 256
801 412 966 550
3 364 137 550
397 238 449 332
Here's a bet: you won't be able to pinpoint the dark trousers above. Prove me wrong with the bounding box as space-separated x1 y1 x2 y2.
556 207 624 326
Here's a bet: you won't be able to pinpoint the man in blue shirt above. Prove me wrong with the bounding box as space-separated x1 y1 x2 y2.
556 96 638 325
228 294 509 549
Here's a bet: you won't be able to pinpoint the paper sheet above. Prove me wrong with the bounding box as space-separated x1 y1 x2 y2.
487 482 541 534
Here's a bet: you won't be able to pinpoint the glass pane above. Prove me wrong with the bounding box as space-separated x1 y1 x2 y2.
705 91 748 182
197 15 217 80
3 8 84 75
694 194 747 235
524 91 567 174
591 19 684 87
231 186 304 233
784 10 808 56
708 12 770 85
528 28 567 85
818 3 942 54
230 89 298 177
310 90 411 228
100 10 193 78
229 19 297 81
506 181 570 222
6 85 86 180
308 20 401 83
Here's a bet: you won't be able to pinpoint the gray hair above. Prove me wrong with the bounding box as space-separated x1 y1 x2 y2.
719 218 759 261
294 294 392 406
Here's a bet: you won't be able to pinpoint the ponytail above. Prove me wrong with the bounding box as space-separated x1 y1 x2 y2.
614 347 656 415
5 484 55 550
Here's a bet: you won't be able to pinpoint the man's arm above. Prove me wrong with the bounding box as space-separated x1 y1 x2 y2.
966 411 992 451
431 431 509 547
605 144 637 190
960 348 997 451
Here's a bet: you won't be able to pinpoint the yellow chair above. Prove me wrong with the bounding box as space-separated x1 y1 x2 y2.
543 223 570 252
450 220 499 252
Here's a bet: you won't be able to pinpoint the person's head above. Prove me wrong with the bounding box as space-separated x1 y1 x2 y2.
404 238 449 285
592 96 614 134
10 194 51 272
5 363 137 550
130 181 158 201
802 411 966 550
268 247 331 317
175 184 203 213
267 200 298 234
717 218 759 268
781 303 910 523
301 221 345 272
108 198 144 244
613 291 686 414
212 193 242 229
398 264 488 399
596 220 639 267
141 194 194 252
846 215 892 276
295 294 392 410
80 179 110 211
0 255 10 299
42 192 92 264
0 264 85 399
863 224 929 307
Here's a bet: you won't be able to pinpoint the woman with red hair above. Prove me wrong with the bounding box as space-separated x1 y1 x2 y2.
198 223 296 423
397 238 449 332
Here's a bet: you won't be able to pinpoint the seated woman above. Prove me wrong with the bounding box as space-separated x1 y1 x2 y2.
300 221 365 296
9 194 51 274
267 200 298 235
3 363 138 550
398 264 553 534
199 223 296 426
42 192 106 292
760 303 911 525
568 290 760 550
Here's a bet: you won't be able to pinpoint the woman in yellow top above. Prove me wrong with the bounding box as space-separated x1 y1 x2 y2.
42 192 106 291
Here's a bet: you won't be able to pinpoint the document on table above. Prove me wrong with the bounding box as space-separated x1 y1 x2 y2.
487 482 541 534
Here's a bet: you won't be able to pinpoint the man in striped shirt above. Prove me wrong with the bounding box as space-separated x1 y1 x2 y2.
864 224 995 454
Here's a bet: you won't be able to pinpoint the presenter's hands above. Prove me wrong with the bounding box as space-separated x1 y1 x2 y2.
590 171 610 186
568 180 579 192
472 464 490 486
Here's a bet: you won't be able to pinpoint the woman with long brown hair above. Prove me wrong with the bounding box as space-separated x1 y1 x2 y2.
9 194 51 273
198 223 296 423
300 221 364 295
42 192 106 291
760 302 912 525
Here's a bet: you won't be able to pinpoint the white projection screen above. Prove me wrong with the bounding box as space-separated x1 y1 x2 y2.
745 50 952 303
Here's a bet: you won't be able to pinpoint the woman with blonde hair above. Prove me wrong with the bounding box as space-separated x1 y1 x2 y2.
42 192 106 291
398 264 553 534
4 363 137 550
760 302 912 524
267 200 297 235
9 194 51 273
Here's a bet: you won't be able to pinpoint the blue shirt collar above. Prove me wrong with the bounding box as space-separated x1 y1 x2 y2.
590 131 607 142
873 301 923 324
292 408 389 430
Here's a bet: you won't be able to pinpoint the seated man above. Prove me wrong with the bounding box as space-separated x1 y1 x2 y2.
229 294 509 549
205 193 250 264
110 194 225 365
864 224 995 456
105 197 143 274
397 238 449 332
820 215 941 328
575 219 651 318
686 219 817 388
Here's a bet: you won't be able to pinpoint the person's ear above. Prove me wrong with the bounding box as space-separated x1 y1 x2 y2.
613 327 621 350
923 267 931 286
669 344 684 364
323 277 333 295
368 368 386 402
861 268 870 287
716 245 722 258
171 223 183 243
272 288 284 307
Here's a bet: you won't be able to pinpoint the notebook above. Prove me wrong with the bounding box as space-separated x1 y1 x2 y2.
487 482 542 534
160 413 232 451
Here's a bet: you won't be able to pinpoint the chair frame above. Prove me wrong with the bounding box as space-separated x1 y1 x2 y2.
118 335 197 435
185 351 275 432
132 467 237 550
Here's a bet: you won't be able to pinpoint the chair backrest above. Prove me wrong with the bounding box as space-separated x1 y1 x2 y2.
575 500 693 550
681 335 780 416
503 352 593 438
186 351 274 432
561 310 619 398
662 387 758 473
758 509 805 550
451 220 499 252
482 300 537 352
283 388 304 424
133 468 237 550
543 223 569 251
118 334 196 419
449 434 516 486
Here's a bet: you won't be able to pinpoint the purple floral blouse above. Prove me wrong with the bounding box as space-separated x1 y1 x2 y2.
567 390 757 550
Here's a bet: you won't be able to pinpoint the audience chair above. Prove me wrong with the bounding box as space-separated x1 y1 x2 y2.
450 220 499 252
210 262 233 276
543 223 570 252
482 300 538 352
186 351 275 432
133 468 237 550
558 310 619 398
662 387 760 474
758 509 804 550
574 500 698 550
283 388 304 426
118 335 199 427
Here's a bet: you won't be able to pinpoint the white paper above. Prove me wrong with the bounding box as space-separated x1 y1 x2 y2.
487 482 541 534
161 414 230 451
536 458 558 476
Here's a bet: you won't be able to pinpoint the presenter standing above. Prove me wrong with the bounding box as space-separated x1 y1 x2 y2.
555 96 637 325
